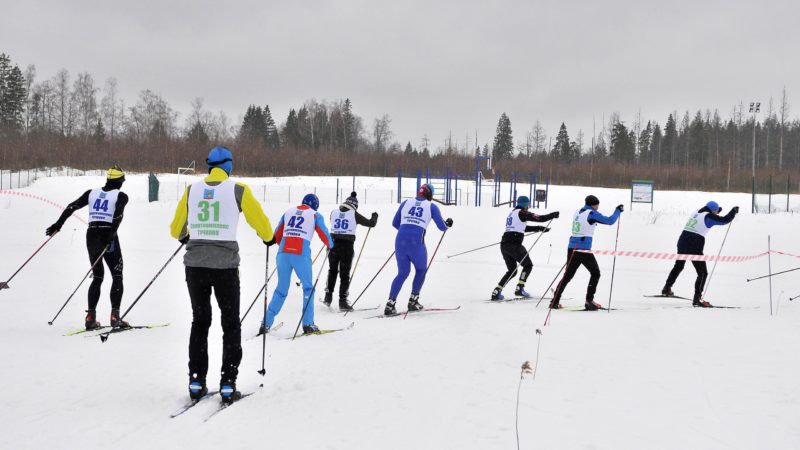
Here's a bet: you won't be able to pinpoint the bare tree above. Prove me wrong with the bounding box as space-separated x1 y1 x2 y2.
52 69 74 136
765 97 774 168
23 64 36 132
101 77 124 140
373 114 392 152
531 120 547 154
72 72 98 138
779 86 790 171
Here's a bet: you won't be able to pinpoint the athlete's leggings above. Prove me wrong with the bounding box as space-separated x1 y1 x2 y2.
552 248 601 303
389 237 428 300
86 228 123 311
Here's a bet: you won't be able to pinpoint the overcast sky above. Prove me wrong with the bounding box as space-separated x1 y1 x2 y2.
3 0 799 152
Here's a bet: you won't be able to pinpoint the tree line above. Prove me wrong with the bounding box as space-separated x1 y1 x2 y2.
0 51 797 193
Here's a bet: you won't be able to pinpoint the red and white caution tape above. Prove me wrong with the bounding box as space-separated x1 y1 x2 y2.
0 190 88 224
576 249 769 263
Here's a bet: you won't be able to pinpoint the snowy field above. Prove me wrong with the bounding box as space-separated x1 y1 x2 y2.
1 173 799 450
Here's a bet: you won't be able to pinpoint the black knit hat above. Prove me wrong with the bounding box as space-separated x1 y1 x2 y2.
585 195 600 206
344 191 358 210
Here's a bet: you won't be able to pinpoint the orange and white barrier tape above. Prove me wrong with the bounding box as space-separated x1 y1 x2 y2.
576 249 780 263
0 190 88 224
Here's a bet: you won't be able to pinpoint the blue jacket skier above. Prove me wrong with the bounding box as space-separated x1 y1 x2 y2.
385 184 452 315
661 201 738 307
549 195 622 311
263 193 333 334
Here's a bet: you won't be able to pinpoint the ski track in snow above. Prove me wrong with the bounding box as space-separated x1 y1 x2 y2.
1 174 799 449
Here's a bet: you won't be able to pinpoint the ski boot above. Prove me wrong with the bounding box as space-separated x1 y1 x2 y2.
514 285 531 298
661 286 674 297
258 322 270 336
323 290 333 307
407 293 424 312
302 324 321 335
693 299 712 308
85 309 102 330
384 299 397 316
220 383 242 405
110 309 131 329
188 377 208 401
584 301 603 311
339 296 353 312
490 287 505 301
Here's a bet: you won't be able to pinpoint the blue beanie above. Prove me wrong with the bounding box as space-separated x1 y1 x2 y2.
516 196 531 208
706 201 720 212
302 193 320 211
206 146 233 175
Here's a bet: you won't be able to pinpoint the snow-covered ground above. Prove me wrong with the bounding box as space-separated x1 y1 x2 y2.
1 174 798 450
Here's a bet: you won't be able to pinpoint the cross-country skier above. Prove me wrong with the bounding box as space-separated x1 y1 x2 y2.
262 193 333 334
385 183 452 315
324 192 378 311
170 146 274 404
549 195 622 310
490 195 559 300
45 166 129 330
660 201 738 307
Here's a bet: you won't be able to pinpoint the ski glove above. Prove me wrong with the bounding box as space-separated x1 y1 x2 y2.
371 212 378 220
552 211 560 219
531 226 550 233
731 206 739 214
45 223 61 236
179 235 190 244
616 204 625 212
445 218 454 228
264 237 277 247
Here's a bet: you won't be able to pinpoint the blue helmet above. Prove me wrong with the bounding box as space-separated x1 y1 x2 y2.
516 195 531 208
302 193 320 211
206 146 233 175
706 201 721 212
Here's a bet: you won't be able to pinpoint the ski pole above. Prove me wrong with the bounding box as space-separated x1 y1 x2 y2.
534 259 569 309
701 220 733 302
746 266 800 282
259 248 270 377
348 227 371 285
48 242 110 325
446 231 538 259
99 243 184 342
1 234 57 290
607 215 622 313
296 246 324 287
292 249 330 340
345 250 396 316
241 265 278 324
404 230 448 319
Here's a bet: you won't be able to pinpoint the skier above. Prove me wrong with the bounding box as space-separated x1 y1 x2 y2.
490 195 559 300
170 146 274 404
385 183 452 315
324 192 378 311
262 193 333 334
661 201 738 307
549 195 623 311
45 166 130 330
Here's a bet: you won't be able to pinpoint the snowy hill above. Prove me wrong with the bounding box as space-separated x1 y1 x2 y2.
1 174 798 450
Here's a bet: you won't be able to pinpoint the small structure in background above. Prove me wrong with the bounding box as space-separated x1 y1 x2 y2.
631 179 654 211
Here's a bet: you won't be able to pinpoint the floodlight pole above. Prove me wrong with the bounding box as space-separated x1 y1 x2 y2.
750 102 760 214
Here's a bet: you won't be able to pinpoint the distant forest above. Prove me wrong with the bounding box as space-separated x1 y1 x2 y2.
0 52 797 193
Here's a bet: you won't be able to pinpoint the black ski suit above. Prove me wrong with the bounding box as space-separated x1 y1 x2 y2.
495 209 558 290
326 206 378 300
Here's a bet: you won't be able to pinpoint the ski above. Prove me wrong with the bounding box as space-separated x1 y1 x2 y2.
288 321 355 339
367 306 461 319
64 325 111 336
170 390 220 418
247 321 284 341
203 391 257 422
339 305 380 313
643 294 692 300
486 296 572 303
562 306 618 311
93 323 170 341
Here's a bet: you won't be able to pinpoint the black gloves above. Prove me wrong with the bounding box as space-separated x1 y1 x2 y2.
731 206 739 214
532 226 550 233
445 218 453 228
45 223 61 236
179 235 190 244
264 237 277 247
552 211 560 219
371 212 378 220
616 204 624 212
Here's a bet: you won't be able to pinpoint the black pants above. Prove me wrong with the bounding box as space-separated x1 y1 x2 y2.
664 231 707 301
552 248 601 303
496 243 533 289
186 266 241 386
86 228 123 311
326 239 355 299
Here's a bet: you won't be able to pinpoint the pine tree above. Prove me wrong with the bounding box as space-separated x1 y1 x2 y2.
663 114 678 165
638 121 652 163
492 113 514 160
404 141 413 155
689 111 707 166
342 98 354 152
651 123 663 165
553 122 572 161
263 105 280 148
188 120 209 146
610 121 635 162
92 118 106 145
0 55 27 132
